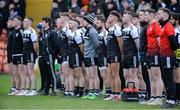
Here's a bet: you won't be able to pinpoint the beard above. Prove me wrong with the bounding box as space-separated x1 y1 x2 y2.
95 25 102 32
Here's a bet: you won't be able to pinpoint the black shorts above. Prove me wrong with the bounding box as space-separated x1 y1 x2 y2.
175 59 180 68
148 55 159 67
140 53 148 67
98 56 107 67
12 54 23 65
7 50 12 63
107 56 120 64
23 53 37 65
160 56 176 69
84 57 98 67
123 55 139 69
69 53 82 69
62 55 69 62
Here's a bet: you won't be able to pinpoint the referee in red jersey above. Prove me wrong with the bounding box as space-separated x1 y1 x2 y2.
157 8 178 108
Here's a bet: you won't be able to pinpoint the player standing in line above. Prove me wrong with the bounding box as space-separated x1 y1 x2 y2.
22 17 38 96
121 11 139 89
94 15 111 99
104 11 123 101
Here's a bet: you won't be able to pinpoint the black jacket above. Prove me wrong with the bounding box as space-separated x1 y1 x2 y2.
41 28 59 55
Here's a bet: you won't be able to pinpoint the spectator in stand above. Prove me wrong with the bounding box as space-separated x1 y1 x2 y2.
169 0 180 13
102 0 117 18
69 0 81 14
136 0 151 12
8 3 18 18
88 0 99 14
155 0 166 10
54 0 68 12
11 0 26 18
0 0 9 29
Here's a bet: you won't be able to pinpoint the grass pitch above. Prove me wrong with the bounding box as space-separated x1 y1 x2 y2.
0 73 179 109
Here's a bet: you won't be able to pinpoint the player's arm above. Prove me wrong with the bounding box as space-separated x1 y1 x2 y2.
117 37 123 55
76 33 84 54
31 30 38 54
131 26 139 50
114 24 124 55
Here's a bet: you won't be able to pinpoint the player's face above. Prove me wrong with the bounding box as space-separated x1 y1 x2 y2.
122 14 129 24
107 15 118 24
13 18 21 27
132 17 139 25
144 11 151 22
170 17 176 26
157 10 164 22
7 19 14 28
23 19 30 28
41 20 47 28
69 20 74 29
94 19 102 30
139 11 145 22
105 20 110 29
56 18 62 29
83 19 88 27
76 16 83 27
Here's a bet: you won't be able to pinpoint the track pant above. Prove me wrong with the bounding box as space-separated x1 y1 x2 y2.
160 56 176 101
140 53 151 99
39 56 46 90
43 54 57 93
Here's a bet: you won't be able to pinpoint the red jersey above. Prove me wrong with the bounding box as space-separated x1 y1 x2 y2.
160 22 175 56
147 21 161 55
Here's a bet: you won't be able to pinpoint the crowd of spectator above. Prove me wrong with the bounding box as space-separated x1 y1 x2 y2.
0 0 25 34
51 0 180 19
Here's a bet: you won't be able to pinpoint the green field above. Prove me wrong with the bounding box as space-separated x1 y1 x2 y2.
0 73 179 109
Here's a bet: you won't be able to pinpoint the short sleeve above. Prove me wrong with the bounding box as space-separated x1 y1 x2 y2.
75 31 83 45
31 29 38 42
113 24 122 37
165 23 175 37
130 26 139 39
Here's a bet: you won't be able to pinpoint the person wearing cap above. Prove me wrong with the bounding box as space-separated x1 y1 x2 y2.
11 16 26 96
7 17 16 95
81 14 99 100
171 12 180 104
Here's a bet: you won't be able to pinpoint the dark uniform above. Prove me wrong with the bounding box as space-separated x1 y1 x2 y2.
38 31 46 91
106 24 122 64
98 30 108 67
7 28 14 63
57 27 69 64
41 28 59 94
139 21 151 99
12 28 24 65
122 24 139 69
22 27 37 64
68 30 83 69
159 20 176 105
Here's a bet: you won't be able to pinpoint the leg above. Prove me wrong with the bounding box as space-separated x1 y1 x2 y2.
129 68 139 89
